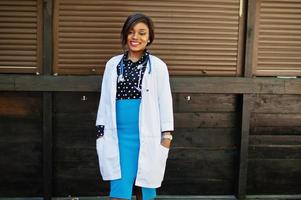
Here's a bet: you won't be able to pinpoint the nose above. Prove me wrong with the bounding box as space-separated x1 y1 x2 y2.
132 32 138 39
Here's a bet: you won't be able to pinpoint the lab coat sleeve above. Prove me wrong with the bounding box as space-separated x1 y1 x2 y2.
157 62 174 132
96 63 110 126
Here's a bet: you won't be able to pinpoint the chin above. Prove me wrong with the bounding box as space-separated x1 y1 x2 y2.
129 48 145 53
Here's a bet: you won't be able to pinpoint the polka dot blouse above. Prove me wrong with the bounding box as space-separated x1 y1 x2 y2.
96 50 149 137
116 51 148 100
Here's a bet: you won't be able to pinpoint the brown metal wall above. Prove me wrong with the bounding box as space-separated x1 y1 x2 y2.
253 0 301 76
1 0 301 76
53 0 243 76
0 0 43 74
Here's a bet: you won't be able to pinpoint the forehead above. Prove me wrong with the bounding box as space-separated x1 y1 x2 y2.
130 22 149 30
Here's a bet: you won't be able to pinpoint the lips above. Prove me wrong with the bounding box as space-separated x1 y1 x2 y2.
130 41 140 47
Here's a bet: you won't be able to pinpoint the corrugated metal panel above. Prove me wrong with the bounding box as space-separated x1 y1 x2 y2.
254 0 301 76
0 0 42 74
54 0 242 76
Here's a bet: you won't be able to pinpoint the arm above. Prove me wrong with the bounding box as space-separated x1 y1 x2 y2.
157 61 174 148
95 63 110 138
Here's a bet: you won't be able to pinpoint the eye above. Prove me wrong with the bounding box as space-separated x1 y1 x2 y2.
139 32 146 36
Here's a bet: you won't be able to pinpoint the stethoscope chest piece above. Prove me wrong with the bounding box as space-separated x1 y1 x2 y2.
118 74 125 83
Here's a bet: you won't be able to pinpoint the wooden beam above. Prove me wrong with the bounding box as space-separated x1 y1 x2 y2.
0 75 15 90
43 0 53 76
236 1 256 199
244 0 256 77
42 0 53 200
0 75 301 94
237 94 252 199
43 92 53 200
236 0 247 76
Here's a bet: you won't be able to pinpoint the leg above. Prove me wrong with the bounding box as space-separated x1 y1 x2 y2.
134 186 143 200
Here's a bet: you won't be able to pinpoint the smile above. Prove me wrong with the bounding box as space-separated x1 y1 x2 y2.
130 41 140 46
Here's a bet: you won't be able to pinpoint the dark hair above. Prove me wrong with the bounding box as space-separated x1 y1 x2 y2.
120 13 155 49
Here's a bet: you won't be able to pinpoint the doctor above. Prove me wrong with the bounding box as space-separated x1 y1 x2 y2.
96 13 174 200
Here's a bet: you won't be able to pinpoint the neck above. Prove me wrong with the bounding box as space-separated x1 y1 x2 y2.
128 51 143 62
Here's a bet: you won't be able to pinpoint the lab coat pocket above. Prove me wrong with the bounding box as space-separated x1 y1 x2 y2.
157 143 169 182
96 130 120 180
159 143 169 161
96 137 105 174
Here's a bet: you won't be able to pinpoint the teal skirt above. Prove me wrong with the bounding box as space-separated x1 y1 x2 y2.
110 99 156 200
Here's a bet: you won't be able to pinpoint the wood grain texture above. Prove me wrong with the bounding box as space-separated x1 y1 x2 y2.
0 92 43 196
248 93 301 194
1 75 301 94
51 92 239 196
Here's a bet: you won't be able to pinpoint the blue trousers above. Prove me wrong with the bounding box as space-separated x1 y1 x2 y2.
110 99 156 200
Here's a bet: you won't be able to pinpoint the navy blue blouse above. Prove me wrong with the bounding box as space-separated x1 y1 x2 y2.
116 51 148 100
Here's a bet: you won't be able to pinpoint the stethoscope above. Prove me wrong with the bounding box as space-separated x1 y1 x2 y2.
117 54 152 92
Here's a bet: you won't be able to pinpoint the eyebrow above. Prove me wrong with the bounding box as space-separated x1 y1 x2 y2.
130 28 147 31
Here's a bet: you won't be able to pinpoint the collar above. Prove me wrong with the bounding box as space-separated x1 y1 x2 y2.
123 50 149 67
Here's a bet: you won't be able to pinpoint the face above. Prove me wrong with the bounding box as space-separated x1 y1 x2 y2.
127 22 150 55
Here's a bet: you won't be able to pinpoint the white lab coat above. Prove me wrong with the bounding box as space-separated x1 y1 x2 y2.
96 54 174 188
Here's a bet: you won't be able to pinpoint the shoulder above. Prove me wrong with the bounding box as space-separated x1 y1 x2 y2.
149 54 167 68
149 55 169 76
102 54 123 75
106 54 123 67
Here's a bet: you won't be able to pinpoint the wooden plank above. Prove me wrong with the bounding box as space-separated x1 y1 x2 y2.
0 92 43 196
43 92 53 200
173 94 238 113
285 79 301 94
249 145 301 159
5 195 301 200
54 147 97 163
237 94 252 199
161 179 234 195
244 0 256 78
54 113 96 130
251 113 301 127
168 148 237 163
0 92 42 117
52 161 106 196
247 159 301 194
54 92 99 113
249 135 301 146
0 74 301 94
0 117 42 138
251 94 301 113
50 196 237 200
43 0 52 76
250 126 301 136
170 77 257 94
0 180 43 197
164 148 237 195
52 178 107 196
246 195 301 200
0 139 41 163
236 0 247 76
172 128 238 148
174 112 237 128
0 75 15 90
15 75 100 91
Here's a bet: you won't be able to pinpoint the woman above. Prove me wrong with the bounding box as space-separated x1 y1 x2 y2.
96 13 174 200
